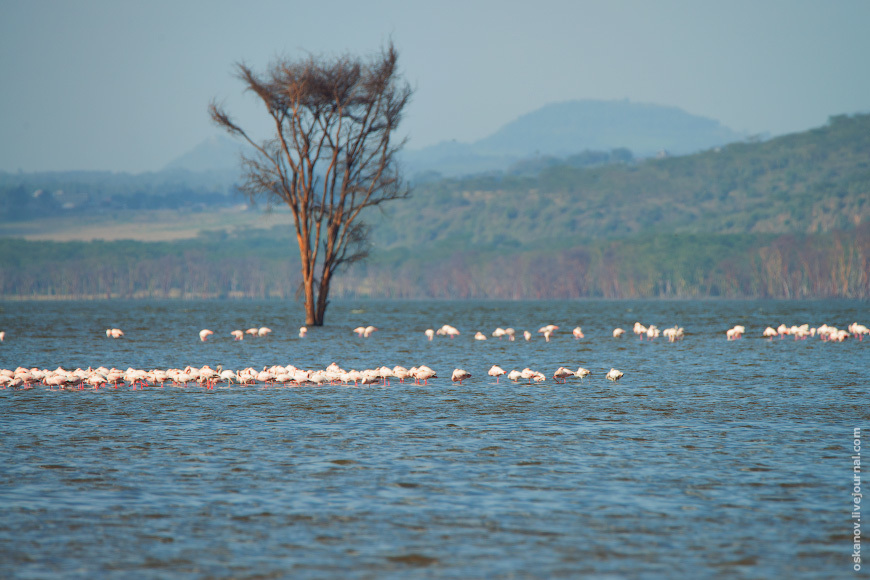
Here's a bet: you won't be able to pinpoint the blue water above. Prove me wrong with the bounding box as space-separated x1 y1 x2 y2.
0 299 868 578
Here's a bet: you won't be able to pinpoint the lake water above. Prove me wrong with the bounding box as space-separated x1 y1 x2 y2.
1 299 867 578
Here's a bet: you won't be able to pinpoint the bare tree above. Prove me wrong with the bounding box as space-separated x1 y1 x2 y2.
210 43 412 325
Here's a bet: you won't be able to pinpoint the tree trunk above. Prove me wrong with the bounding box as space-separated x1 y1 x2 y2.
298 237 319 326
304 283 318 326
315 266 333 326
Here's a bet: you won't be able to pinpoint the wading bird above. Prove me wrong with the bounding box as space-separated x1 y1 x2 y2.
488 365 506 382
452 368 471 385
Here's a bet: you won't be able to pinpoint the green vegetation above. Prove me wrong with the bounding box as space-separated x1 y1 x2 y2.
367 113 870 251
1 114 869 299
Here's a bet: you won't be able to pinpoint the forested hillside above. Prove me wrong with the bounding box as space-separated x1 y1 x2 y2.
367 113 869 252
1 114 868 300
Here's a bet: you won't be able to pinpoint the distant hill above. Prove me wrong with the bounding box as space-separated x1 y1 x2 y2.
401 99 746 177
161 100 743 178
368 112 870 251
163 134 248 175
3 114 869 300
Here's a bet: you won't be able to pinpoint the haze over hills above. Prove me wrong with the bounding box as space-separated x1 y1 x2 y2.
163 135 249 177
156 99 746 178
400 99 747 177
1 113 868 299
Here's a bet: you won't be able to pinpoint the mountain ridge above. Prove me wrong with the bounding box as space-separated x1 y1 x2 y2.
156 99 745 177
401 99 746 177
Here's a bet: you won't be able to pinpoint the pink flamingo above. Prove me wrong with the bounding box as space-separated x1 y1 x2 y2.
452 369 471 385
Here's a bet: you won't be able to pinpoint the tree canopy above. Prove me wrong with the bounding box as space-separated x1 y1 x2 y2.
209 42 412 325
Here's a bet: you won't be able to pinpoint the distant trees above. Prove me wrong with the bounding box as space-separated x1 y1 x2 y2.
210 43 412 326
4 227 868 300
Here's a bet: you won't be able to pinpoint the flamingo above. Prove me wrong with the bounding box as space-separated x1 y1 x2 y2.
0 331 4 341
613 328 625 338
363 326 378 337
256 367 275 385
572 327 584 339
662 326 683 342
575 367 590 379
358 371 380 386
86 374 107 389
633 322 647 339
504 328 516 341
553 367 573 383
299 327 308 338
107 328 124 339
231 330 244 341
474 331 487 340
437 325 460 338
378 366 394 385
452 368 471 385
726 325 745 340
258 327 272 337
606 368 624 381
507 369 522 382
523 331 532 341
424 328 435 341
414 366 437 385
199 329 214 341
488 365 506 383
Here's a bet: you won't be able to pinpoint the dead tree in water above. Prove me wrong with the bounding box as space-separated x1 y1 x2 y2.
210 43 412 325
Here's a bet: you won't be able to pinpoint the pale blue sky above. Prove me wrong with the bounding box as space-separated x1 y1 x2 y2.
1 0 868 173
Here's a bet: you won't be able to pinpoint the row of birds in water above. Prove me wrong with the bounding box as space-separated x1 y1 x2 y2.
730 322 868 341
92 321 867 344
0 362 623 390
1 321 865 345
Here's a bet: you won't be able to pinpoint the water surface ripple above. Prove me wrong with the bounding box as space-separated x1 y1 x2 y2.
0 299 867 578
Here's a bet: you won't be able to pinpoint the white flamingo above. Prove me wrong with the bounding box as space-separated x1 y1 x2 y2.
452 368 471 385
488 365 506 382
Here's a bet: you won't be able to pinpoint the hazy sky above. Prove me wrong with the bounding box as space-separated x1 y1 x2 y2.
1 0 868 173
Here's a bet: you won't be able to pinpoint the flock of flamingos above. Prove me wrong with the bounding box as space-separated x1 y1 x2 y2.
0 320 866 391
